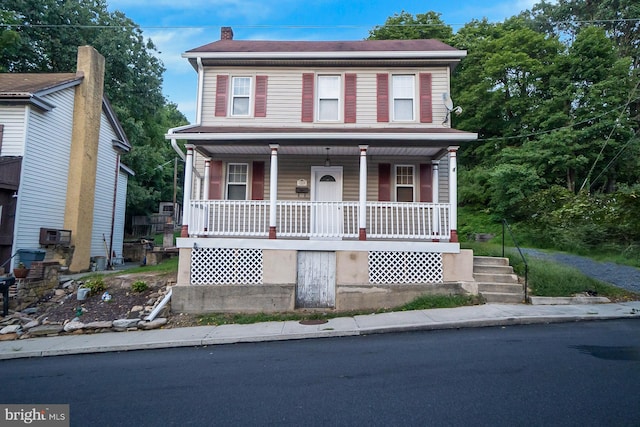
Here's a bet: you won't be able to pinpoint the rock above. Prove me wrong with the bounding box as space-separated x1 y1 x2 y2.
146 298 156 305
149 292 159 299
22 307 38 315
28 324 64 336
138 318 167 330
113 318 140 329
63 321 85 332
131 305 144 312
0 324 21 334
85 321 113 330
23 320 39 330
0 333 18 341
54 289 66 296
61 280 75 289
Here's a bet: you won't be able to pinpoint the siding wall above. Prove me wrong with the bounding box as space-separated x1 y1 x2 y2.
199 153 451 202
90 112 120 258
112 167 128 259
201 66 451 128
0 106 27 156
13 89 75 251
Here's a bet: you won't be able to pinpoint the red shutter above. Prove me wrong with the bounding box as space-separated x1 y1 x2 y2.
378 163 391 201
419 163 433 202
215 75 229 117
376 74 389 122
301 73 314 122
419 73 433 123
0 124 3 150
209 161 223 199
254 75 268 118
344 73 357 123
251 161 265 200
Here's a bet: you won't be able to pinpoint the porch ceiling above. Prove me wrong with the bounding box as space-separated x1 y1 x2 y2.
196 144 445 158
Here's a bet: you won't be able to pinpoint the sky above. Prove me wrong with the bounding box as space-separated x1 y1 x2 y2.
106 0 542 122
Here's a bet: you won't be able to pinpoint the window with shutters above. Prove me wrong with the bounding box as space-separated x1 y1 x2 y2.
226 163 248 200
317 75 341 121
231 77 251 116
395 165 415 202
392 75 415 121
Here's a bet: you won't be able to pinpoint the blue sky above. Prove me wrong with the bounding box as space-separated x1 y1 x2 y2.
107 0 542 122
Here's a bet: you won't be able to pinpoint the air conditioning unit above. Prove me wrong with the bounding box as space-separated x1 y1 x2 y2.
39 228 72 246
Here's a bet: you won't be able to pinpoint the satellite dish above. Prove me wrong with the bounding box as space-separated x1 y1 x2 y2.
443 92 454 111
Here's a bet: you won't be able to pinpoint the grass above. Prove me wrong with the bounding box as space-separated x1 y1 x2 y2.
197 294 483 326
117 256 178 274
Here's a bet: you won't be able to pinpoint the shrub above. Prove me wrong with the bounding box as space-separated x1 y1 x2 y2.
83 277 106 295
131 280 148 293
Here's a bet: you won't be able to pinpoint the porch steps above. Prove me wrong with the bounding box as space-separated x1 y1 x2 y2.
473 256 524 304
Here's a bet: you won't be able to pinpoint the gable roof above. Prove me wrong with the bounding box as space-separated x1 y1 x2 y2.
0 72 130 150
0 73 82 111
184 38 466 68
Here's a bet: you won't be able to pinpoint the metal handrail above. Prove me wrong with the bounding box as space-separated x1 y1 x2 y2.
502 219 529 302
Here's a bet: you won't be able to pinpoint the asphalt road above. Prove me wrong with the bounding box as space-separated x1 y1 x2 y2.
3 320 639 426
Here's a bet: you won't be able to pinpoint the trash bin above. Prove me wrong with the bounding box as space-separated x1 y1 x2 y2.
95 256 107 271
17 249 46 268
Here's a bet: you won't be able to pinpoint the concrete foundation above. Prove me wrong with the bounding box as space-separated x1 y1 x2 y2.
171 284 296 314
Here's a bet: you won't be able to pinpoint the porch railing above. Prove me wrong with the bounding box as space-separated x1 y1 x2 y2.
189 200 450 240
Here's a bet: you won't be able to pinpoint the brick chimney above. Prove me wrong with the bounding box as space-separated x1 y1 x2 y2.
221 27 234 40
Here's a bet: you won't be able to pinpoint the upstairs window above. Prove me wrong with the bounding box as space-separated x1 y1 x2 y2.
395 165 415 202
231 77 251 116
392 75 415 121
227 163 248 200
317 75 341 121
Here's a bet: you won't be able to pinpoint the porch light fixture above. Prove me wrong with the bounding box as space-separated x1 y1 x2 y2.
324 148 331 167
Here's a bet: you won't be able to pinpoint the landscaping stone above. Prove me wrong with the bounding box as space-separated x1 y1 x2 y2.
29 324 64 336
85 321 113 329
0 324 22 334
113 318 140 329
63 321 85 332
0 333 18 341
138 318 167 330
23 320 39 330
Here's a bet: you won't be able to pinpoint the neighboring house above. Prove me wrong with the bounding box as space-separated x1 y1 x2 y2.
0 46 132 273
167 28 478 313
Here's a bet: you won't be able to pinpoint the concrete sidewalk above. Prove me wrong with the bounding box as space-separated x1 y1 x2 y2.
1 301 639 360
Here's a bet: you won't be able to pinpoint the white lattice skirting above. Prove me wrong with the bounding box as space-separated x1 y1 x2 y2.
191 248 263 285
369 251 443 284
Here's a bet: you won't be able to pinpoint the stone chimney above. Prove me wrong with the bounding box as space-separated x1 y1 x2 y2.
64 46 105 272
221 27 234 40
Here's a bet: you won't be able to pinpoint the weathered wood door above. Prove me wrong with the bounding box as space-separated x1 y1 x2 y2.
296 251 336 308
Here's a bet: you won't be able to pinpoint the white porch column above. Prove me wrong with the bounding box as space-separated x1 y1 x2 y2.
181 144 195 237
432 160 440 238
448 146 459 242
203 159 211 200
269 144 279 239
358 145 368 240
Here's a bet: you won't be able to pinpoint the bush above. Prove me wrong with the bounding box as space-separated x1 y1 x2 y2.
131 280 148 293
83 277 106 295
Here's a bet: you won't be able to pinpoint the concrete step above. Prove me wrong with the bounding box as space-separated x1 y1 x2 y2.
481 291 525 304
473 272 519 284
476 282 523 293
473 256 509 266
473 265 515 275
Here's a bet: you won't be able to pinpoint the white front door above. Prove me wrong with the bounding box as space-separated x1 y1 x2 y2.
311 166 343 238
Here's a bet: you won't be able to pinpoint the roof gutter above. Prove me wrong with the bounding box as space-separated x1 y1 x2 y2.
183 50 467 60
167 56 204 161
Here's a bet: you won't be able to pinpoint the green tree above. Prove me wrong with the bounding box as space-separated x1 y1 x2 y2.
368 11 453 43
0 0 187 227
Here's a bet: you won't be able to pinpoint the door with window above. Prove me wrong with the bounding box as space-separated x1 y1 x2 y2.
311 166 343 238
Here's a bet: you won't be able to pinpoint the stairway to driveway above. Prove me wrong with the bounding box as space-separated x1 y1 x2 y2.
473 256 524 304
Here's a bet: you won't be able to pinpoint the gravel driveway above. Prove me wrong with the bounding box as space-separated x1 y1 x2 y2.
521 249 640 294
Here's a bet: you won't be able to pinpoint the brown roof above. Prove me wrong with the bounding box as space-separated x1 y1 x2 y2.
176 126 471 135
187 39 459 54
0 73 81 96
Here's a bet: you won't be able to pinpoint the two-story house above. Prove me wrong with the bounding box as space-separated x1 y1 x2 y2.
167 28 478 313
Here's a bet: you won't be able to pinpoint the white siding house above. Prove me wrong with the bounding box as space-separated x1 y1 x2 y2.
0 46 132 273
167 28 478 313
